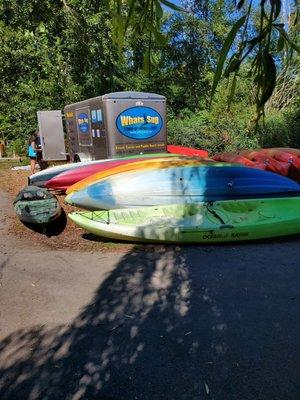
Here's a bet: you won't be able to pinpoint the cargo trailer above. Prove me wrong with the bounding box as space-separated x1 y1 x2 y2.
64 91 167 162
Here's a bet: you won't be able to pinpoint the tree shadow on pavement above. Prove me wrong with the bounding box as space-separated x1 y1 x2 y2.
0 244 299 400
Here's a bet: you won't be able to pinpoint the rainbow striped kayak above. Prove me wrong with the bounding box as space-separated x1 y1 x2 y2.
46 155 186 192
68 197 300 243
65 164 300 210
66 158 215 194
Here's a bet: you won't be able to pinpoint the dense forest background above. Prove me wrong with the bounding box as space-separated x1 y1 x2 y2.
0 0 299 156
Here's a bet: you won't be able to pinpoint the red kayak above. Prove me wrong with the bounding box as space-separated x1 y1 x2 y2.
241 148 300 179
273 148 300 157
167 145 208 158
258 148 300 167
213 148 300 181
214 149 289 175
212 152 235 162
240 151 290 176
213 152 266 170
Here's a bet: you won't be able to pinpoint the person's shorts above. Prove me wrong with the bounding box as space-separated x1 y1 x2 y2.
29 156 37 160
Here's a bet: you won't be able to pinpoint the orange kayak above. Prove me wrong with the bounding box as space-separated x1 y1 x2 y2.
212 148 300 181
259 149 300 167
213 152 266 169
242 149 300 180
244 153 290 176
273 148 300 157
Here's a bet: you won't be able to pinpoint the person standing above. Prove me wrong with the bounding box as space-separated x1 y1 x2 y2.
28 130 42 175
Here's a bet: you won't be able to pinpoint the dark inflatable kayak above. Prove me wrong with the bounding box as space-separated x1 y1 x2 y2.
14 186 61 225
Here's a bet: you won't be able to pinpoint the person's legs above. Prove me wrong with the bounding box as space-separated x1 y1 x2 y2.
30 158 36 175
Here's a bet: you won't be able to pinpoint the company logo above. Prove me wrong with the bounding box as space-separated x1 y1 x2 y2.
116 106 163 140
77 113 89 133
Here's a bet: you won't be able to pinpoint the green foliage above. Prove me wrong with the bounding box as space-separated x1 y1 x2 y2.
6 138 27 157
257 109 300 148
111 0 184 74
0 0 299 154
0 0 124 142
167 106 259 156
211 0 300 121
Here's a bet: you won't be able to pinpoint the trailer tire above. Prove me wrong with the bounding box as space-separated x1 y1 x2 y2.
74 154 81 163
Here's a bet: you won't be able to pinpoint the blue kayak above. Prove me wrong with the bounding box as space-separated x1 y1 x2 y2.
65 164 300 210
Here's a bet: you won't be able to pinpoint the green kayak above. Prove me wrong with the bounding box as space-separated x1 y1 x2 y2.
68 197 300 243
14 185 61 225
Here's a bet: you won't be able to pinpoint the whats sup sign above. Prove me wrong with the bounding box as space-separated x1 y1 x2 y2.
116 106 163 140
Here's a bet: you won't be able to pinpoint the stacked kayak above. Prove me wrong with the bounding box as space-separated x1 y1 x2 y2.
259 148 300 181
212 153 266 170
68 197 300 243
30 152 177 188
24 145 300 244
213 148 300 181
33 146 210 190
239 150 290 176
46 155 205 192
65 163 300 210
65 158 215 195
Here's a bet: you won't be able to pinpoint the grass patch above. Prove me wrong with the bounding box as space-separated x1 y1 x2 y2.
0 158 29 170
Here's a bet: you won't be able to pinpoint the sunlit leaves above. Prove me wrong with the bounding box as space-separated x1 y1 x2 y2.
210 15 246 102
257 50 277 109
273 23 300 53
211 0 300 121
111 0 185 75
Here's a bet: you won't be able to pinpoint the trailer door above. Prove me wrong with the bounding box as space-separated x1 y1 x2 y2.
37 110 67 161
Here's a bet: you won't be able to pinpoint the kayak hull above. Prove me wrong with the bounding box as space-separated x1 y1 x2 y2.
213 153 266 170
68 197 300 243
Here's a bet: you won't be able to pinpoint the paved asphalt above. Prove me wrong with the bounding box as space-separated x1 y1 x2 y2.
0 189 299 400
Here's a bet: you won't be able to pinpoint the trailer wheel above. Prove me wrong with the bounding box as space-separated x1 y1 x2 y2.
74 155 81 163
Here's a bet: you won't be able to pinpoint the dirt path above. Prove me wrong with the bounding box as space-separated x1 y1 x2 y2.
0 188 125 335
0 188 299 400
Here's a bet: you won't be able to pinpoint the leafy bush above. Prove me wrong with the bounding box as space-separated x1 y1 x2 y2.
257 110 300 149
167 105 259 156
168 91 300 155
6 138 27 157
